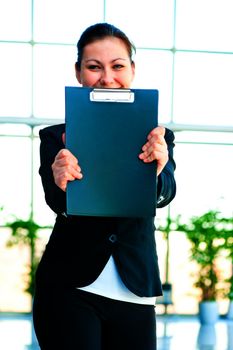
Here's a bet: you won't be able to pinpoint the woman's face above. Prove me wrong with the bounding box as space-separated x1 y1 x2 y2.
76 37 135 89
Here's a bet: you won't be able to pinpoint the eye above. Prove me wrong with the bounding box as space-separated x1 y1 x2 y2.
113 64 124 70
87 65 101 71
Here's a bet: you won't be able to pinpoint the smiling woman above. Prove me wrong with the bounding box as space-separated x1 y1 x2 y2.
32 22 176 350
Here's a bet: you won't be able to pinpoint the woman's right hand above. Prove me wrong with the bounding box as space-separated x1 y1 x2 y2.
52 148 83 192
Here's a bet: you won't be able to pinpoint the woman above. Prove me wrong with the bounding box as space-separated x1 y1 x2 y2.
33 23 176 350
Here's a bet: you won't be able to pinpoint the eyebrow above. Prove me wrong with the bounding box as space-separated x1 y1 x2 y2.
84 58 127 64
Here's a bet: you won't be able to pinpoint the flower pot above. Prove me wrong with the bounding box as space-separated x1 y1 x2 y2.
162 283 173 305
197 324 216 348
198 301 219 325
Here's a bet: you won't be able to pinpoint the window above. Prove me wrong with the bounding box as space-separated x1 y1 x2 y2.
0 0 232 313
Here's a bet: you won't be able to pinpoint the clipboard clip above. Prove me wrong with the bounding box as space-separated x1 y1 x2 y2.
90 88 134 103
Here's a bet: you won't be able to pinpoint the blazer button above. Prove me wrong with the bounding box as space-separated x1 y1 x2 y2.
109 234 117 243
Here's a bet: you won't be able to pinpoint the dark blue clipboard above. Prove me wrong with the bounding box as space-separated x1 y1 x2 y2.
65 86 158 217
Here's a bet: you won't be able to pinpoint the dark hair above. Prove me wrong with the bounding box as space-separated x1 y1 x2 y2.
76 23 136 70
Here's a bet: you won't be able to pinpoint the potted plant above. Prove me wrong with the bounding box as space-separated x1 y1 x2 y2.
5 216 47 301
175 210 232 324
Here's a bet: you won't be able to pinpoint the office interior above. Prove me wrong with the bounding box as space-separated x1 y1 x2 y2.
0 1 233 349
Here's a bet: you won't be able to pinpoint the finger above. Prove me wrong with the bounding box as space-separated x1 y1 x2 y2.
139 149 159 162
142 135 165 152
141 137 167 157
66 164 83 179
139 143 168 162
140 144 161 158
148 126 165 140
53 157 81 172
54 167 83 191
53 160 83 178
55 148 76 161
52 154 83 190
54 150 80 171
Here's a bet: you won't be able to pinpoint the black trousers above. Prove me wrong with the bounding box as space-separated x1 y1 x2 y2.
33 286 157 350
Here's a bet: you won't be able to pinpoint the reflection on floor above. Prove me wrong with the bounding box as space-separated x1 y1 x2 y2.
0 313 232 349
157 315 233 350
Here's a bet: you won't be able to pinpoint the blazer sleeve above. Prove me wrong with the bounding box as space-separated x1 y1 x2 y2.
156 128 176 208
39 124 66 214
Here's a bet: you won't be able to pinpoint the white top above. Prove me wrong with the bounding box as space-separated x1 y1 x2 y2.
78 255 156 305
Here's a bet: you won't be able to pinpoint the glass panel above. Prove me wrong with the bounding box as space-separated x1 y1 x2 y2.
33 0 104 43
172 143 233 219
0 0 31 41
0 137 32 221
0 124 31 136
176 0 233 52
33 45 78 119
33 137 56 226
0 44 32 117
175 131 233 145
156 229 199 314
166 142 233 314
173 52 233 126
106 0 174 48
133 50 173 123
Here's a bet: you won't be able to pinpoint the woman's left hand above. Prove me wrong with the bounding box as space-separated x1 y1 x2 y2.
139 126 168 176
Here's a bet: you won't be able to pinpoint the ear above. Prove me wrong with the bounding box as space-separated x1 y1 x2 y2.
131 61 135 81
75 63 82 84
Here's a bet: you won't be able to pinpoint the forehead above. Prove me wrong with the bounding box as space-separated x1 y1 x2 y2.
82 37 130 59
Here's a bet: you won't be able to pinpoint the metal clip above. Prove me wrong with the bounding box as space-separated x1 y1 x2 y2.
90 88 134 103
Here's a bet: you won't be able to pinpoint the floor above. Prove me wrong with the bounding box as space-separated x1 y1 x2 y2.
156 314 233 350
0 313 232 350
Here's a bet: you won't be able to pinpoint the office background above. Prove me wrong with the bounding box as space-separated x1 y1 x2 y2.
0 0 233 314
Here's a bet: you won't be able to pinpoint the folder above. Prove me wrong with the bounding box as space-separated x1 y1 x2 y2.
65 86 158 217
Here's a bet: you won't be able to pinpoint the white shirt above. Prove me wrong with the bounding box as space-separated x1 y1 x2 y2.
79 255 156 305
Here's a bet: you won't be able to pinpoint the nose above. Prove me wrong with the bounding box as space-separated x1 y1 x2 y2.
99 68 114 87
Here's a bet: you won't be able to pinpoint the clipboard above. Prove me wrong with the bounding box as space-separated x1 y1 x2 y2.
65 86 158 217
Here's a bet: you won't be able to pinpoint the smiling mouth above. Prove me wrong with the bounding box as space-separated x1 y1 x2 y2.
94 83 123 89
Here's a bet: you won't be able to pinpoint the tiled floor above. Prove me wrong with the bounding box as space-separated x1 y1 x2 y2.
0 313 232 349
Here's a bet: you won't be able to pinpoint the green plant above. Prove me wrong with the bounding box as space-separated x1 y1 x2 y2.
175 210 233 302
6 217 46 298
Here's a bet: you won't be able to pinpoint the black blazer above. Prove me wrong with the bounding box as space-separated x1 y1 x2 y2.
36 124 176 297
